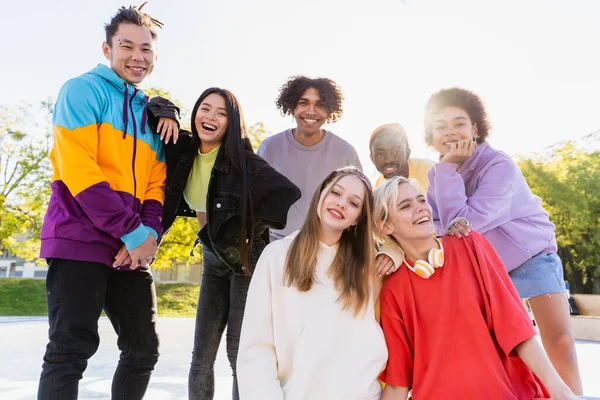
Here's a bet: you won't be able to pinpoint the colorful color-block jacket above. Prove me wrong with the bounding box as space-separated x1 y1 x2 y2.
40 64 167 268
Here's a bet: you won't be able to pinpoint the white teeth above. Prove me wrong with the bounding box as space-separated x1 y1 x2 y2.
329 209 343 218
202 123 217 131
415 217 430 225
304 119 317 124
129 67 144 71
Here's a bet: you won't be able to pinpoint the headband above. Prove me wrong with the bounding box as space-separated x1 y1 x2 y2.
317 167 372 220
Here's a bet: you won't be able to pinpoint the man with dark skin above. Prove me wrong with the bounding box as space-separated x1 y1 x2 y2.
369 123 434 192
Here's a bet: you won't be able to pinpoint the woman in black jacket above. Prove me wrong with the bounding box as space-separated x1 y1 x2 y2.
155 88 300 400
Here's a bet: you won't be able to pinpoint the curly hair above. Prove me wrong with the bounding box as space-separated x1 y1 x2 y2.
275 76 344 123
423 87 491 145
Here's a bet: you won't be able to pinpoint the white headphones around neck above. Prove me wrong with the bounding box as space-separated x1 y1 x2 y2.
403 236 445 279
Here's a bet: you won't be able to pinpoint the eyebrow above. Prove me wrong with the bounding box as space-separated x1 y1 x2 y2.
200 103 227 112
397 194 425 206
119 38 153 47
298 97 322 103
435 116 467 124
374 145 404 151
333 184 363 203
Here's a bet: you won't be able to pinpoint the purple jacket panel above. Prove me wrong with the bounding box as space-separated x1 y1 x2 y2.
40 180 143 267
427 141 557 272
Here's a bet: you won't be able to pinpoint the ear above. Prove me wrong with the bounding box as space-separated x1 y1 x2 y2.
102 41 111 61
369 152 375 164
406 147 412 159
376 220 394 235
472 122 479 139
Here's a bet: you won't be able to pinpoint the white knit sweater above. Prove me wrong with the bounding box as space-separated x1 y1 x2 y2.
237 232 387 400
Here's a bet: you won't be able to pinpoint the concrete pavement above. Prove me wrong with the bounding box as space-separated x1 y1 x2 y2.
0 317 598 399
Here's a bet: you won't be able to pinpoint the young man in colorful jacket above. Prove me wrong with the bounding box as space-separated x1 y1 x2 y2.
37 5 178 399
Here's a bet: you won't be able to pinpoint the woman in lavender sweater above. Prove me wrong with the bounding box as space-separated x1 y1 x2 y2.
424 87 583 395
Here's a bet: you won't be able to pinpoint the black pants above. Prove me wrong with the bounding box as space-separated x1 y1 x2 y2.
38 258 159 400
188 247 251 400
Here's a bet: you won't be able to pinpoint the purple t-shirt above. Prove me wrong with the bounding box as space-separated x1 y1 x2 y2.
428 141 557 272
258 129 362 239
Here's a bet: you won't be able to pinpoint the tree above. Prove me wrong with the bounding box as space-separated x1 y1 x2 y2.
518 141 600 294
248 122 269 151
0 102 52 261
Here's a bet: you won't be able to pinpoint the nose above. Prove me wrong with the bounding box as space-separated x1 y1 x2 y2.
336 197 347 209
306 103 316 115
443 127 458 137
415 200 428 213
206 111 217 121
131 48 143 61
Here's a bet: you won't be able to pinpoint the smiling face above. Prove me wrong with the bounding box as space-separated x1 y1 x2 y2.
319 175 366 236
384 182 435 243
102 23 157 86
194 93 229 154
292 87 329 137
370 134 411 179
431 106 478 156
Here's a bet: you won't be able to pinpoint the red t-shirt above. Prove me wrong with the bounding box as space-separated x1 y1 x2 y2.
379 232 549 399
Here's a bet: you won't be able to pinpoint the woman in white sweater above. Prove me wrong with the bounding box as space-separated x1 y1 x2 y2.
237 167 387 400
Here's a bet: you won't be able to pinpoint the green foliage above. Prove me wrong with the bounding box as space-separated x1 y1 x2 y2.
0 278 200 317
155 282 200 317
153 217 201 270
0 278 48 316
0 103 52 261
248 122 269 151
518 142 600 294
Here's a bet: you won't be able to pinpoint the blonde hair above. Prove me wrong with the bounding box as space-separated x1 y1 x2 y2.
373 176 418 257
284 169 375 316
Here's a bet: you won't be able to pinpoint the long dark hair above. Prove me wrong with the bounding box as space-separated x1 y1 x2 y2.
191 87 255 273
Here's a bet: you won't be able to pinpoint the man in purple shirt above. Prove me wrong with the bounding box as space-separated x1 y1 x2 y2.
258 76 362 240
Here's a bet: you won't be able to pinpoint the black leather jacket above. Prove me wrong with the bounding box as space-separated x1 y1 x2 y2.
161 130 301 274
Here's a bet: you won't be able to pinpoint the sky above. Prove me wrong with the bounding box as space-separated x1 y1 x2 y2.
2 0 600 178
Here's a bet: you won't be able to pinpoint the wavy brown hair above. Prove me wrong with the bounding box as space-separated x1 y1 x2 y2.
283 168 375 316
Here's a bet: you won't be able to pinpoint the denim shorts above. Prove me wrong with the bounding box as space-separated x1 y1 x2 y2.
508 252 567 300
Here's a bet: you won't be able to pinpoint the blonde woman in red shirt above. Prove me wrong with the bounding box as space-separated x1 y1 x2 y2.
373 176 583 400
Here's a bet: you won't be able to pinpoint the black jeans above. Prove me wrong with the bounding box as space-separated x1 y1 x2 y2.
38 258 159 400
188 246 251 400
